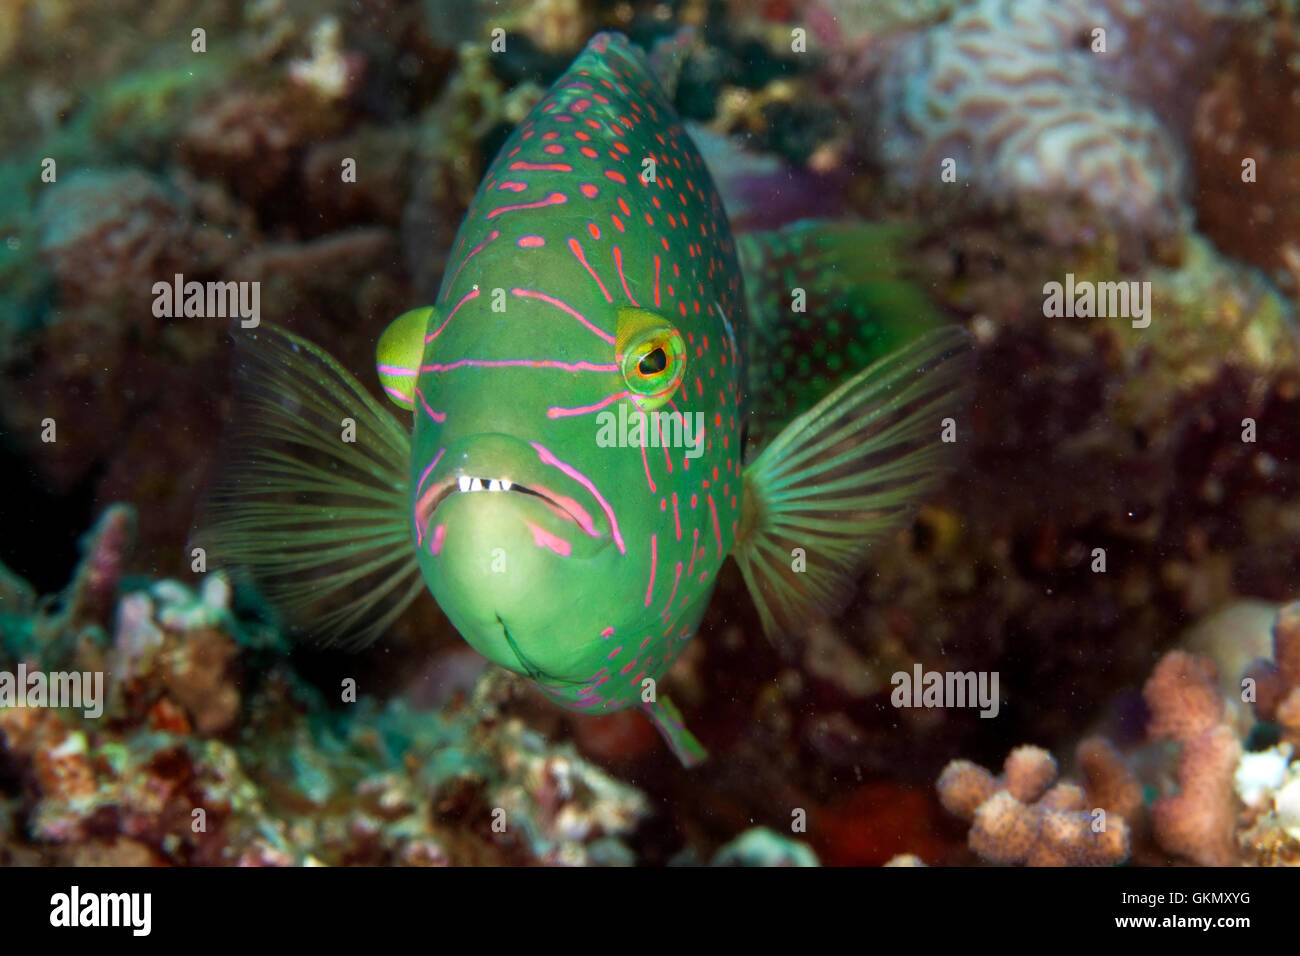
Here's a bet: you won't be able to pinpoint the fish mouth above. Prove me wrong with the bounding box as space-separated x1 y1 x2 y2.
414 433 612 551
417 474 593 533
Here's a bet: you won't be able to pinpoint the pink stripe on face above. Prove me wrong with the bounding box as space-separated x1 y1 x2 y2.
422 358 617 373
525 520 572 557
567 238 613 303
639 440 655 493
449 231 499 286
426 288 480 344
708 493 722 557
547 390 629 418
413 448 446 546
541 489 600 539
662 562 682 617
531 440 626 554
518 235 545 248
430 524 446 555
414 386 446 423
645 534 657 606
613 246 639 307
415 448 445 499
511 288 614 344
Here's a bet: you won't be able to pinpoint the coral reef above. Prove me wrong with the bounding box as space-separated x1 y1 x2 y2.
0 507 651 866
36 170 196 307
0 0 465 577
1 506 836 867
803 0 969 45
846 0 1233 253
1248 601 1300 747
1235 744 1300 865
928 604 1300 867
2 0 1300 871
937 744 1133 866
1193 0 1300 298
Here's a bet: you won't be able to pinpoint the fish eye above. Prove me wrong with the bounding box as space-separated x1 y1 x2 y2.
638 347 667 376
616 308 686 411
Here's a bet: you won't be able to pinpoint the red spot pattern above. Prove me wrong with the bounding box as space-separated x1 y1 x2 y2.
421 33 747 718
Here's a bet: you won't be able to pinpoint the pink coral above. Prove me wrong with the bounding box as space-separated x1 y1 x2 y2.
63 504 134 631
938 743 1132 866
1143 650 1241 865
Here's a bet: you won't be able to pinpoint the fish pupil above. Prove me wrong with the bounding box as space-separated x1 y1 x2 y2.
638 347 667 376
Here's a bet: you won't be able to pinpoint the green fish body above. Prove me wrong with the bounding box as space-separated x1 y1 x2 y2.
197 33 968 766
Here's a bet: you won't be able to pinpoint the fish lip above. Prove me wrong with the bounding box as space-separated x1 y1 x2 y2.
417 476 588 532
415 434 611 547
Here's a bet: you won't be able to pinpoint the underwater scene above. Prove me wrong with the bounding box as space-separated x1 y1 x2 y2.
1 0 1299 877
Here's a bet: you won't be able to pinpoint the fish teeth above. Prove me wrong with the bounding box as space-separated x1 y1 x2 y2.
457 476 513 493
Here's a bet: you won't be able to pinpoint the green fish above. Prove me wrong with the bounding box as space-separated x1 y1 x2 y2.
196 32 968 766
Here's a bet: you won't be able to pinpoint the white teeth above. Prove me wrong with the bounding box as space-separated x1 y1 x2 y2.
457 476 514 493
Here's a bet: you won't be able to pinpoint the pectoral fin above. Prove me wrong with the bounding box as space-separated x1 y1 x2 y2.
191 325 424 649
734 326 972 645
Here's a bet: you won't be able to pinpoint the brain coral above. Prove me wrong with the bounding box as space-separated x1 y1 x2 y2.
851 0 1232 250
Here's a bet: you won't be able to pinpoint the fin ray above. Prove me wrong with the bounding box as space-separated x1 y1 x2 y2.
192 325 422 649
735 326 972 643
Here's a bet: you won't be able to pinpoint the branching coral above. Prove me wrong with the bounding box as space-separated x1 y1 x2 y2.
1143 650 1242 865
937 742 1133 865
930 606 1300 868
